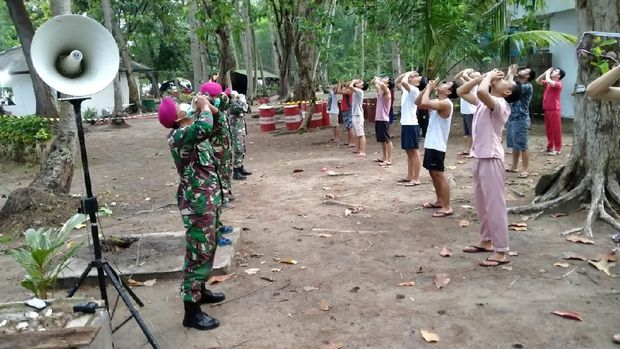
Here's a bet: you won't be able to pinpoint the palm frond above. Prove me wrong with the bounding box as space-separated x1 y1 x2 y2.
496 30 578 54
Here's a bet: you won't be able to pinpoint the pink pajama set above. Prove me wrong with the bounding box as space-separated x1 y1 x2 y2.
470 98 511 252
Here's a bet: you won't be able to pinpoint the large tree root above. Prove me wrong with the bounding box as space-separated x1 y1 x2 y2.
509 169 620 238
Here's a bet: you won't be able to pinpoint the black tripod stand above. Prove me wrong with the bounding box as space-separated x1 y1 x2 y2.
63 98 160 349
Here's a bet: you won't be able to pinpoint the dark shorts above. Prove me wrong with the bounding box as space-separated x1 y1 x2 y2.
462 114 474 136
423 148 446 172
375 121 390 143
401 125 420 150
341 110 353 130
506 118 529 151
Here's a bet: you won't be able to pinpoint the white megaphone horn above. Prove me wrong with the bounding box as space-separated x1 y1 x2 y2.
31 14 119 97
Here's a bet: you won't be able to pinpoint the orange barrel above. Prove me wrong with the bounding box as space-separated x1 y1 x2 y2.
284 104 302 131
363 98 377 122
259 105 276 132
310 106 323 128
319 102 330 126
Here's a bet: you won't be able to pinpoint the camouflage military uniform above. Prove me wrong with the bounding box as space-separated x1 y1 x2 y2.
229 98 247 169
168 112 222 303
212 95 234 196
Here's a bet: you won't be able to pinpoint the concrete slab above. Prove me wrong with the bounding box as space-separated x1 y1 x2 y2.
58 227 241 288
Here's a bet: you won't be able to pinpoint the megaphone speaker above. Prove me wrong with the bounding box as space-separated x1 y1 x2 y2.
31 15 120 97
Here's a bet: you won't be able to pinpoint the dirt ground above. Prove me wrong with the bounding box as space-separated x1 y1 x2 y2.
0 112 619 349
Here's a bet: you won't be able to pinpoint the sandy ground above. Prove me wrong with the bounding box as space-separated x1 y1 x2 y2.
0 113 619 349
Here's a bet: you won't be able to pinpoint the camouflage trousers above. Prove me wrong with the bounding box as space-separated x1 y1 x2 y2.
181 213 218 303
214 147 234 194
230 115 246 168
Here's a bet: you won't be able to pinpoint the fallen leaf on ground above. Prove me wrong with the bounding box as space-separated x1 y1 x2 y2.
244 268 260 275
398 281 416 287
421 329 440 343
292 226 304 230
602 249 617 262
344 209 352 216
509 222 528 227
551 310 583 321
502 266 513 271
588 258 613 276
551 213 568 218
260 276 275 282
320 343 344 349
303 286 318 292
508 251 519 256
319 300 331 311
439 246 453 257
554 262 570 268
461 205 473 209
510 226 528 232
433 273 451 289
566 235 595 245
275 258 298 265
313 233 333 238
75 223 87 229
127 278 143 287
458 220 470 228
209 274 233 284
142 279 157 287
446 165 457 170
562 252 588 261
293 169 304 173
324 193 336 199
320 167 331 172
322 186 332 190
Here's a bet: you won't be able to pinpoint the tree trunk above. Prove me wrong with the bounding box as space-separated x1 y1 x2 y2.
509 0 620 238
113 19 141 115
188 0 203 91
215 25 236 88
0 0 76 228
241 0 254 101
101 0 123 122
5 0 59 118
312 0 336 82
391 42 402 76
267 0 293 100
360 17 365 77
252 18 266 97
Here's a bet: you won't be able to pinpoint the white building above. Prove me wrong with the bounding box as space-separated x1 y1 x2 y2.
0 47 152 116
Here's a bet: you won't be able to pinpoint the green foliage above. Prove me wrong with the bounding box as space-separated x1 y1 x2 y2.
0 115 51 159
0 4 19 51
9 214 86 299
589 37 617 75
83 107 97 120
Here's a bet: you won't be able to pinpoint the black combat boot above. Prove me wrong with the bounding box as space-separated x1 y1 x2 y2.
233 168 246 180
240 166 252 176
182 302 220 330
200 284 226 304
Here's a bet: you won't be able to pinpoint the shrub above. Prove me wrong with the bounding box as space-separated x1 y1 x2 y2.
0 115 51 160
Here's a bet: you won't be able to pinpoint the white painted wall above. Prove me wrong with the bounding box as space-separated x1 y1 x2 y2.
1 74 130 116
548 9 578 118
1 74 36 116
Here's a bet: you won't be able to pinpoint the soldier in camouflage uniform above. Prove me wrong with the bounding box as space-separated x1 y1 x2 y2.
229 91 252 180
159 96 224 331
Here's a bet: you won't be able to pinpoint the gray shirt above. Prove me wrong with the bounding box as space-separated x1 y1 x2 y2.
352 89 364 116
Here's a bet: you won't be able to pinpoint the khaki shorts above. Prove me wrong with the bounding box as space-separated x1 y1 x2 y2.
329 113 339 127
352 115 364 136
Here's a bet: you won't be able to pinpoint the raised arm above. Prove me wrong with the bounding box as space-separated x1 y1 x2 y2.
454 68 473 86
420 80 452 118
477 69 502 110
457 73 482 106
349 79 362 93
586 64 620 101
415 83 427 106
506 64 518 82
400 71 413 92
544 68 556 87
535 68 549 86
395 72 406 85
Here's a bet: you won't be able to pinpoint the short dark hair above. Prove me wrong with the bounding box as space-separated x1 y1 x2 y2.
558 68 566 80
448 81 459 99
505 81 522 103
418 77 428 91
387 78 395 90
361 82 369 91
526 68 536 82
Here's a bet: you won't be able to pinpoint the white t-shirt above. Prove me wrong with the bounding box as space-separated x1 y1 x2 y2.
460 86 477 114
424 101 453 152
327 91 340 114
351 89 364 117
399 86 419 125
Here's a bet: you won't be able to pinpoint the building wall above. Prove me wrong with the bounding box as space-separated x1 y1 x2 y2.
548 9 578 118
1 74 130 117
2 74 36 116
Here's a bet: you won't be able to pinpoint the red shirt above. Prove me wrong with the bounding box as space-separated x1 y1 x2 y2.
542 80 562 111
339 94 352 112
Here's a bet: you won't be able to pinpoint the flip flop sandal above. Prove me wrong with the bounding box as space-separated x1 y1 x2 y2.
479 258 510 267
506 169 519 173
404 182 422 187
518 172 529 178
422 202 443 209
373 159 383 162
379 162 392 167
457 151 470 155
432 211 454 218
397 178 412 183
463 245 495 253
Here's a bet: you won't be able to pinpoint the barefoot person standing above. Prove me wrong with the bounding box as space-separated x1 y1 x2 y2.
371 76 394 166
349 79 369 157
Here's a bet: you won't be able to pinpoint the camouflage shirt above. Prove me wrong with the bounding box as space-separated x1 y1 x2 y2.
168 113 222 215
509 83 533 121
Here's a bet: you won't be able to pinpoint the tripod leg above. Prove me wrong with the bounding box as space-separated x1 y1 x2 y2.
66 261 96 297
102 263 160 349
105 263 144 307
